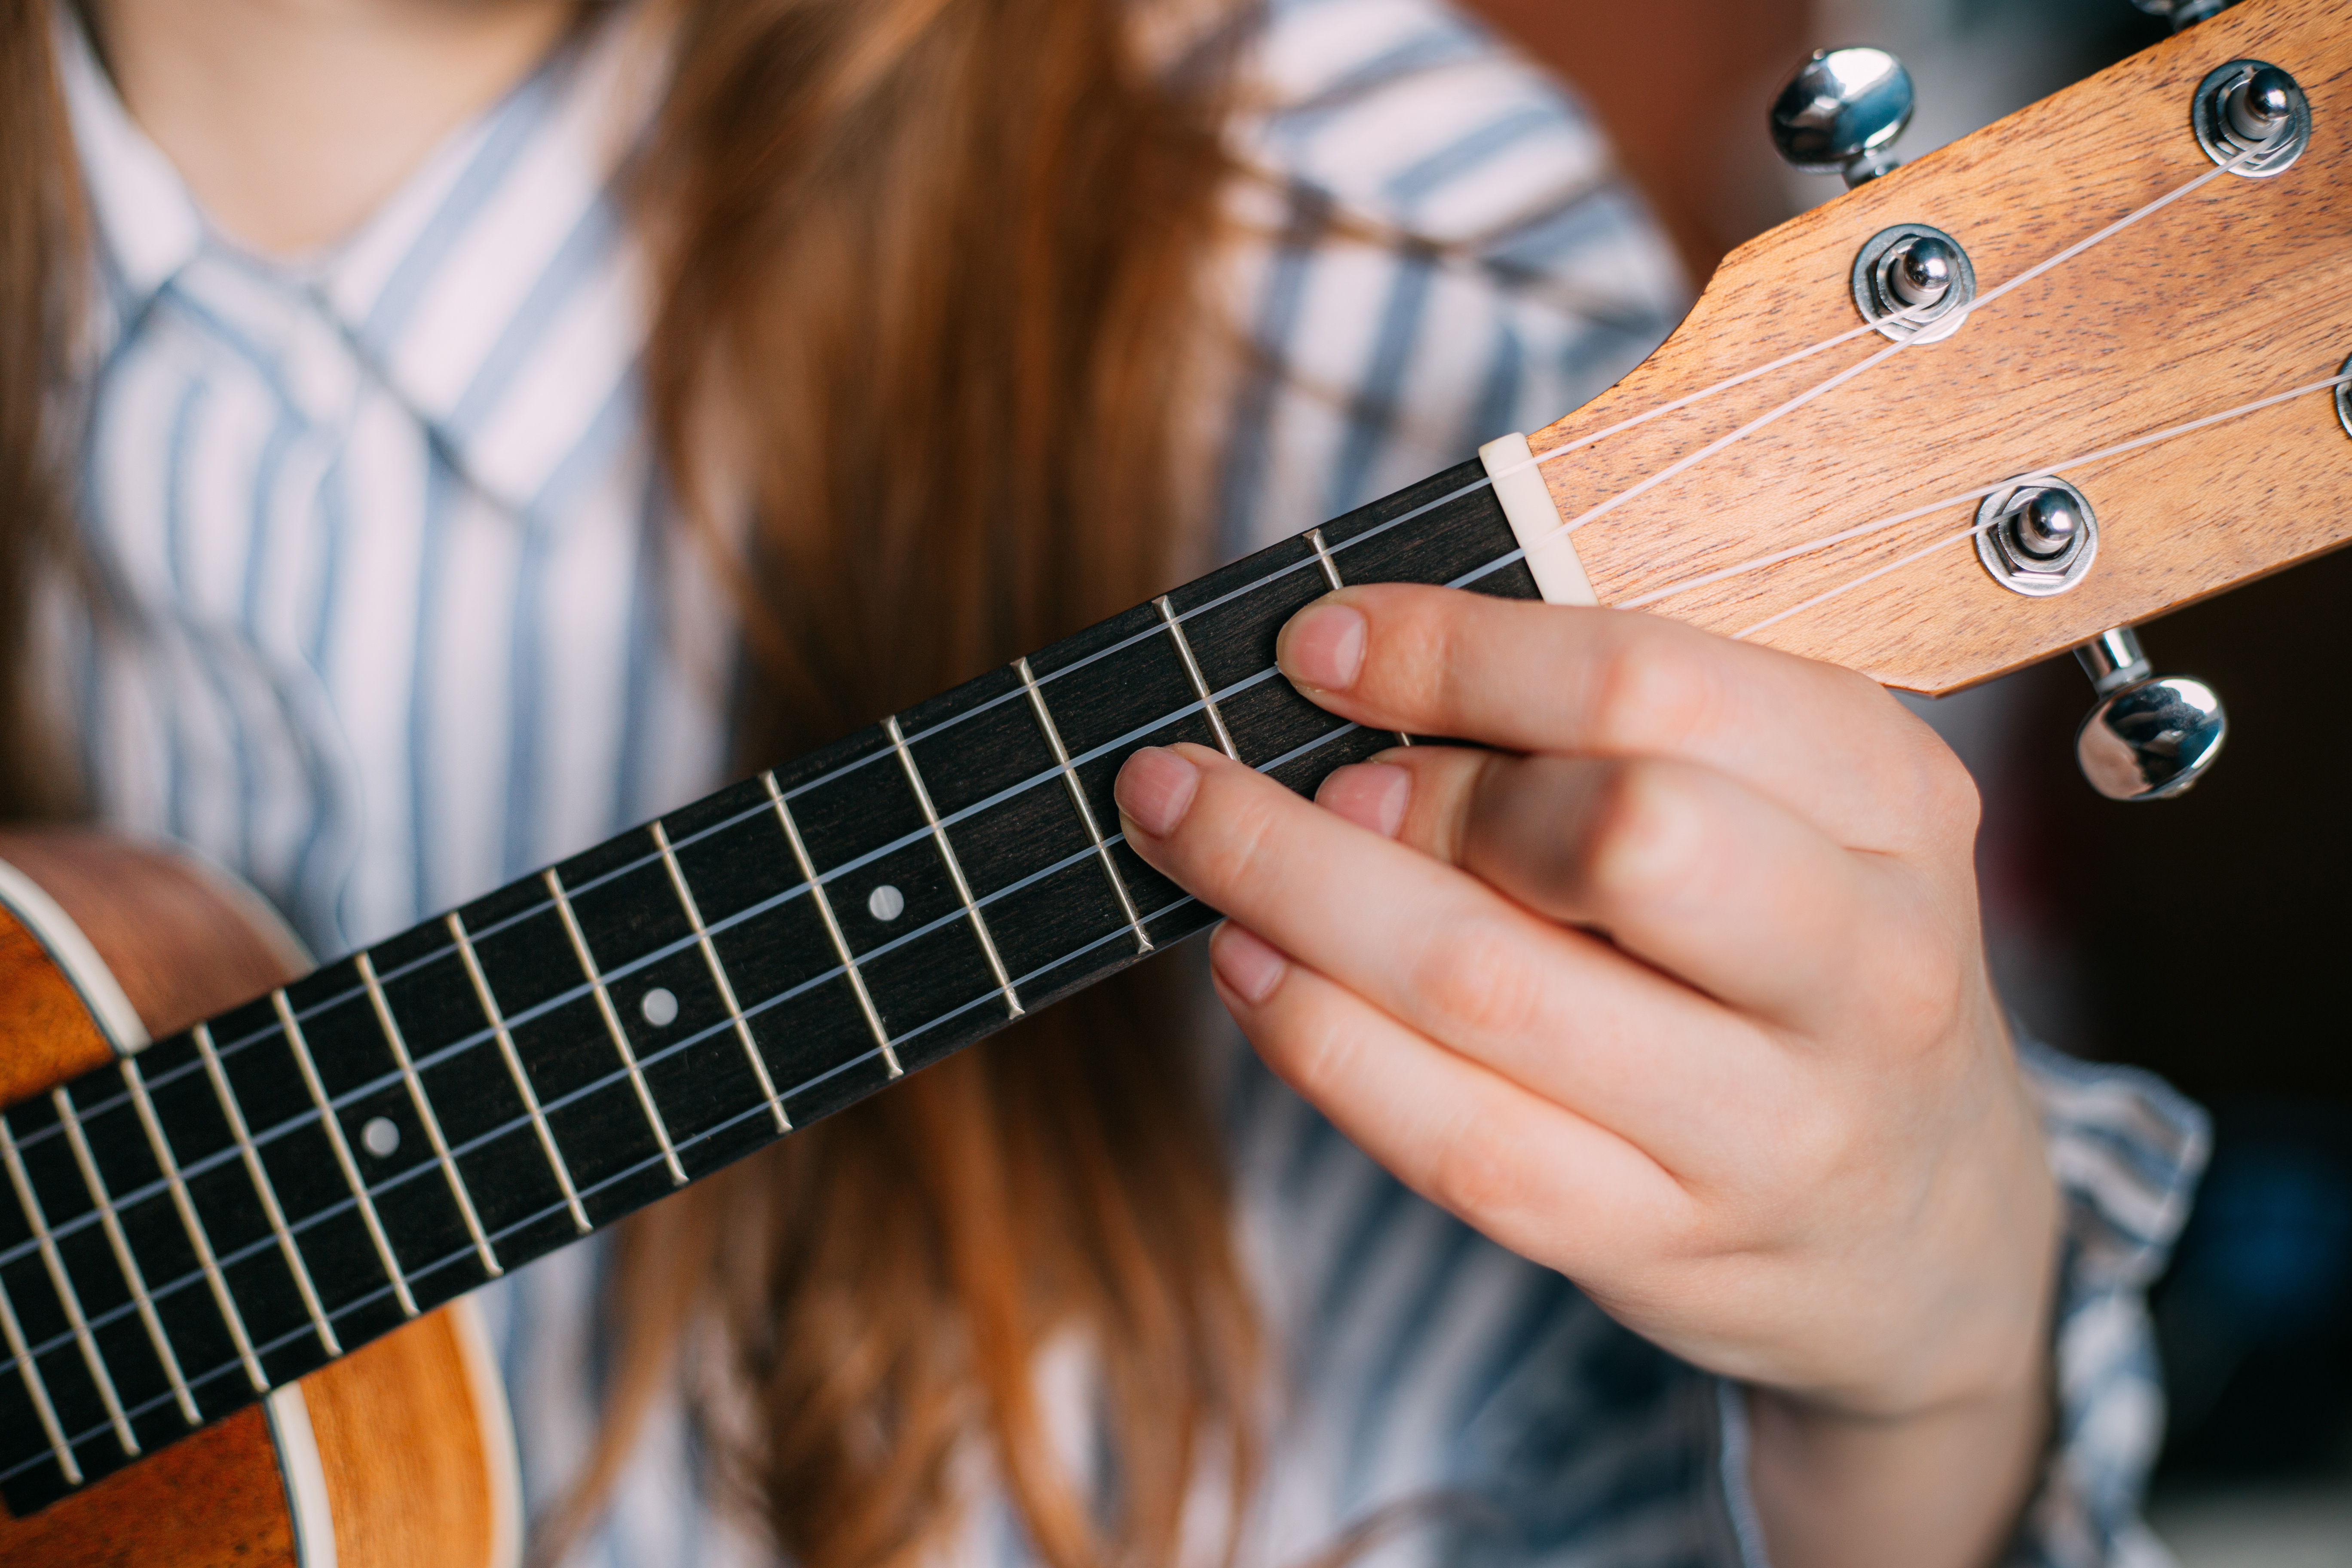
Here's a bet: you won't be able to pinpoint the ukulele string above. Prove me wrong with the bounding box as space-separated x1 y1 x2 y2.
1623 368 2352 617
1722 367 2352 641
0 158 2294 1419
1481 143 2266 568
0 147 2286 1226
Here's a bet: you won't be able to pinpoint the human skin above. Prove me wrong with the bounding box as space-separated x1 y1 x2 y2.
1114 585 2061 1568
81 2 2060 1558
83 0 578 254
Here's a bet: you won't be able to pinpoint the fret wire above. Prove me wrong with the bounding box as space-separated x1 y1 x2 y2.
650 821 789 1134
2 649 1390 1418
1014 655 1152 955
0 1266 77 1484
117 1056 269 1392
1156 595 1239 760
271 991 420 1316
444 912 594 1233
37 490 1461 1131
190 1023 342 1358
5 880 1228 1479
1308 526 1412 749
24 487 1493 1114
543 870 689 1186
0 1112 137 1454
885 715 1024 1020
763 771 901 1078
355 952 502 1276
50 1086 199 1426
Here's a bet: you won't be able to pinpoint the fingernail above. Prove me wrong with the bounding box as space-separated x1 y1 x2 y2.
1114 745 1199 839
1278 600 1367 692
1212 922 1288 1004
1315 762 1409 838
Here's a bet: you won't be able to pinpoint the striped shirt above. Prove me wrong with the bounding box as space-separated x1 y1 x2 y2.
51 3 2206 1565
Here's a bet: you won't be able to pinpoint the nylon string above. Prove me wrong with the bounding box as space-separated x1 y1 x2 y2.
0 144 2303 1439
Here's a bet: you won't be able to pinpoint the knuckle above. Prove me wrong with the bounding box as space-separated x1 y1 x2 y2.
1424 1117 1535 1221
1363 586 1454 712
1414 916 1548 1040
1189 773 1286 886
1583 629 1721 753
1580 762 1709 906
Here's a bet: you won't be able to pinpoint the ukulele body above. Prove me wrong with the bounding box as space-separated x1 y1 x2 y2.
0 830 520 1568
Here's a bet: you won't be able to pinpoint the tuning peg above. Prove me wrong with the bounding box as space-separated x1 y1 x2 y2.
1770 47 1914 187
2074 628 2227 800
2129 0 2235 31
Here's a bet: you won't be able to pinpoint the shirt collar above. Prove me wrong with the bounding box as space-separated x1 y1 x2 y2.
57 8 203 309
62 4 668 515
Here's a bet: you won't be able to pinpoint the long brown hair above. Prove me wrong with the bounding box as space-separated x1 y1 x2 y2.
1 0 1262 1564
601 1 1265 1559
0 0 83 822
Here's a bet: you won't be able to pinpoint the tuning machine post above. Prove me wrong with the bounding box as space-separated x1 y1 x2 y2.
2074 627 2227 800
2130 0 2236 32
1769 47 1915 188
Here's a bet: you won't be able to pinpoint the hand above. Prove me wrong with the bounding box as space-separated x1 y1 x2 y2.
1112 585 2061 1568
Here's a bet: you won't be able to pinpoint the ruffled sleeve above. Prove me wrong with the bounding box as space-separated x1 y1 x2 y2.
1710 1038 2208 1568
2006 1038 2210 1568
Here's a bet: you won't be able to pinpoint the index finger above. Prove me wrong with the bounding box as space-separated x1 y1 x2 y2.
1274 584 1974 853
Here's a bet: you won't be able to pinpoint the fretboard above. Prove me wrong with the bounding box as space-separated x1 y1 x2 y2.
0 458 1537 1513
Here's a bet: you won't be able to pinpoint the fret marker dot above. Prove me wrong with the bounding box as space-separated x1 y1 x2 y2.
361 1117 400 1158
640 987 679 1027
867 884 905 922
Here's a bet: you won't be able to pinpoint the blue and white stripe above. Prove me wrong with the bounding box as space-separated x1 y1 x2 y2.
52 0 2203 1563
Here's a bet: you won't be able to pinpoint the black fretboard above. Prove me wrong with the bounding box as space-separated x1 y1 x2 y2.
0 458 1537 1513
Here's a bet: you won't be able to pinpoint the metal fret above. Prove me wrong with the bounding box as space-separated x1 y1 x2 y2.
0 1266 77 1484
190 1023 341 1358
445 913 592 1234
355 952 500 1275
50 1086 199 1426
1307 527 1411 750
650 821 788 1133
117 1056 268 1393
1156 595 1239 759
272 992 418 1317
0 1112 136 1454
543 870 688 1186
765 772 901 1077
1015 655 1152 954
885 716 1023 1019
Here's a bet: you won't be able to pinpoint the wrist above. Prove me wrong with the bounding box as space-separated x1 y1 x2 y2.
1747 1356 2052 1568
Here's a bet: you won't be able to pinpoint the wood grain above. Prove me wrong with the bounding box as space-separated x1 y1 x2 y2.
307 1309 507 1568
0 1406 297 1567
0 839 506 1567
1532 0 2352 693
0 912 113 1109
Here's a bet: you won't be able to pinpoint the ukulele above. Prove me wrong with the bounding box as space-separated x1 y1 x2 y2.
6 0 2348 1560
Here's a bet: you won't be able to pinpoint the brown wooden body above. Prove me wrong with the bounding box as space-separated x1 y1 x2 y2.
0 830 519 1568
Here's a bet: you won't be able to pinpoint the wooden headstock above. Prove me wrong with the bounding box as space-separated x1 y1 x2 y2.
1531 0 2352 695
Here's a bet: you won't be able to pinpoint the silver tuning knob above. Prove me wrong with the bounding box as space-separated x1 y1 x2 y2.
2131 0 2234 31
2074 628 2227 801
1770 47 1914 187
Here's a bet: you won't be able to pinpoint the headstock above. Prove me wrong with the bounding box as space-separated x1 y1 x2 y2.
1522 0 2351 776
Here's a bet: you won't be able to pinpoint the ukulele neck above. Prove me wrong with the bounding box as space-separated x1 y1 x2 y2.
0 456 1537 1514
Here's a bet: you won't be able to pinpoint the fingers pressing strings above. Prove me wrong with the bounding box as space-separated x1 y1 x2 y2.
1314 747 1900 1034
1277 587 1960 857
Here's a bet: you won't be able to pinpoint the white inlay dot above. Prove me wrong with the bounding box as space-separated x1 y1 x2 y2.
867 884 905 922
361 1117 401 1158
640 987 680 1027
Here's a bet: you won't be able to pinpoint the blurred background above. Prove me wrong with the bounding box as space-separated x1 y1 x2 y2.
1460 0 2352 1562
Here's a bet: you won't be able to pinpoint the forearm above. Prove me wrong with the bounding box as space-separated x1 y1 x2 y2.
1746 1366 2050 1568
